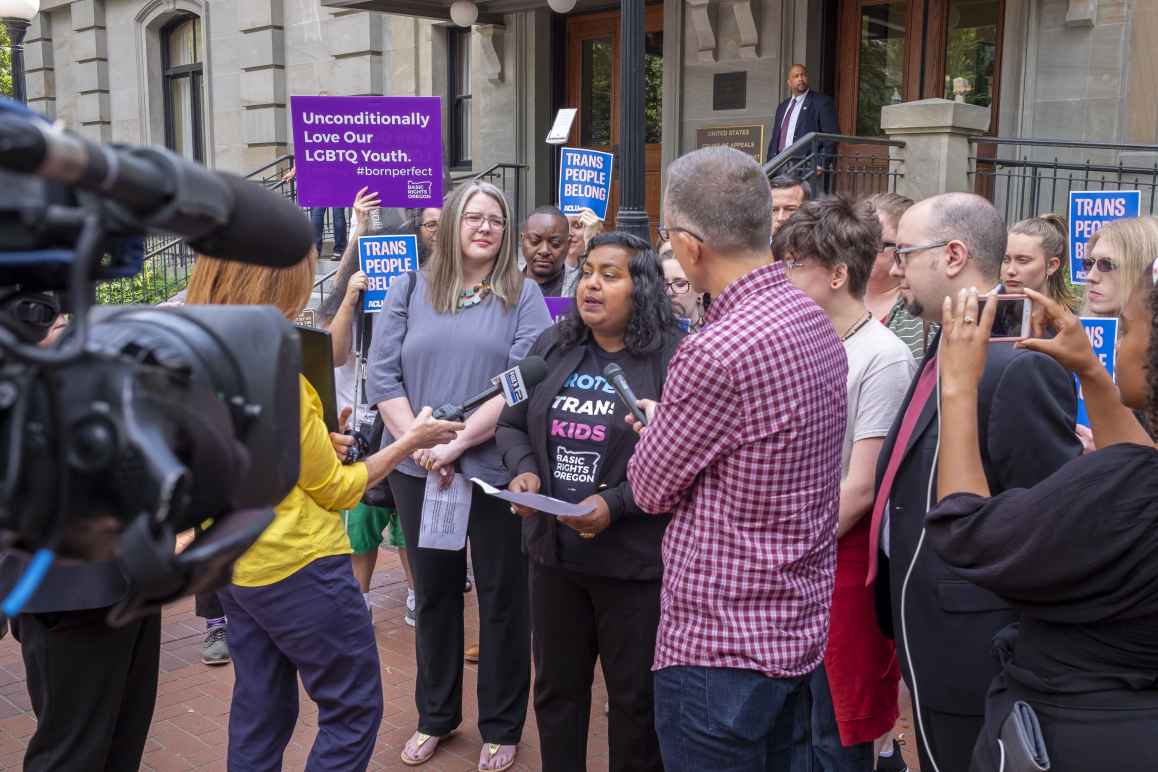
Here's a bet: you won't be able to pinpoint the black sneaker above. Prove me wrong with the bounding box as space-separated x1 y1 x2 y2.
202 626 230 666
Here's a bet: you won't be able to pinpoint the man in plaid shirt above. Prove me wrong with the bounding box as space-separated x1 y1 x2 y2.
628 147 848 771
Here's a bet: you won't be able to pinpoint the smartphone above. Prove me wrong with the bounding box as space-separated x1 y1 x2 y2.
979 293 1031 341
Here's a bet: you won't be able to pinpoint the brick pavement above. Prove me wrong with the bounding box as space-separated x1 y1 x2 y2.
0 550 611 771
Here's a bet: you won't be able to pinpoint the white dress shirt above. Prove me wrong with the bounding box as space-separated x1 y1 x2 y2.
783 91 809 149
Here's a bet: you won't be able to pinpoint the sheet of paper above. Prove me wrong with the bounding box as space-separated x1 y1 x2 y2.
470 478 596 518
419 473 471 550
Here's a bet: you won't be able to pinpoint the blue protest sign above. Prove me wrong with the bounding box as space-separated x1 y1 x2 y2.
358 234 419 313
558 147 615 221
1075 316 1119 426
1068 190 1140 285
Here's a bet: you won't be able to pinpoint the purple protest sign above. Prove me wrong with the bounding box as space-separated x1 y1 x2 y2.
544 296 574 322
290 95 443 209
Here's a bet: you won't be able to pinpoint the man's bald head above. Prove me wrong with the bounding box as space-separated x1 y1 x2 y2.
907 192 1007 281
786 64 809 96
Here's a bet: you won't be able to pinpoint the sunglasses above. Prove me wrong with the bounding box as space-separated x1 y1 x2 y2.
1081 257 1117 273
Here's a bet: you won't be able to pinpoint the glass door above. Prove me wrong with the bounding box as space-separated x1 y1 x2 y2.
566 7 664 235
837 0 1004 137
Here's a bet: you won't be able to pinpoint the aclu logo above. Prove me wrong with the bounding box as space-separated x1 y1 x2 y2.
407 180 433 199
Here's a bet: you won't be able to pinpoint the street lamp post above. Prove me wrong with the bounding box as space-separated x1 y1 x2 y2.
0 0 41 105
615 0 649 240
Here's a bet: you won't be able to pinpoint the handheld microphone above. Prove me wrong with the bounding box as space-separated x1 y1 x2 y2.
603 362 649 426
0 115 313 267
433 356 549 421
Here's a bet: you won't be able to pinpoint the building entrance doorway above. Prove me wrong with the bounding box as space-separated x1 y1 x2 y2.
565 6 663 237
835 1 1004 141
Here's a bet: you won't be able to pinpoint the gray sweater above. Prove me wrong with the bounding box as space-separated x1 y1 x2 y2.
366 271 552 483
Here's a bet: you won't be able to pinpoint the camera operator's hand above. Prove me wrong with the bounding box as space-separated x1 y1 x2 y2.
403 407 464 454
351 187 382 237
330 406 356 463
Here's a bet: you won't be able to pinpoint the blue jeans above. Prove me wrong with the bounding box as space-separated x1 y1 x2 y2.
654 666 804 772
310 207 347 256
218 555 382 772
791 665 874 772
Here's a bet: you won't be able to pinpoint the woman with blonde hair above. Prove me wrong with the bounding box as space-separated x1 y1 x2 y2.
1005 213 1080 311
367 181 552 770
186 248 463 772
1081 215 1158 318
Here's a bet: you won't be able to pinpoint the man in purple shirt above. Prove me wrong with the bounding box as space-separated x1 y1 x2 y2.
628 146 848 771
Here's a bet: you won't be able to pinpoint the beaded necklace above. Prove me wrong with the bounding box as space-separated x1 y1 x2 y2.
457 278 493 310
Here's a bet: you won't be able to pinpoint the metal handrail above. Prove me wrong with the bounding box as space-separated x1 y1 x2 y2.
451 161 530 183
763 132 905 176
313 267 338 290
246 154 296 180
970 136 1158 153
971 157 1158 176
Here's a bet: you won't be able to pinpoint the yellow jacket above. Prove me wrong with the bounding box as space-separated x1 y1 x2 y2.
231 375 368 587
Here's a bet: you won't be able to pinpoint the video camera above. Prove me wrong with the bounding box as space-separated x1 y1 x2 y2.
0 98 315 624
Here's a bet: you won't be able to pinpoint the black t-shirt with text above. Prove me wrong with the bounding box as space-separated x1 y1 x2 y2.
546 345 633 565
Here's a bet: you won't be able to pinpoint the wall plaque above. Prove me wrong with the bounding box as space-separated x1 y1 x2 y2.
712 71 748 111
696 125 766 162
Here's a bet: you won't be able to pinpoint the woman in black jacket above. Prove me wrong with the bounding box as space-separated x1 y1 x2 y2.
496 232 683 772
932 272 1158 772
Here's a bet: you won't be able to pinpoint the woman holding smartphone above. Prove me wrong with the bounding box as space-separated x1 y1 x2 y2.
931 268 1158 772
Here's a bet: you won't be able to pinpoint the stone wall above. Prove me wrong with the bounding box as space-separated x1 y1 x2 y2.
678 0 817 162
29 0 442 176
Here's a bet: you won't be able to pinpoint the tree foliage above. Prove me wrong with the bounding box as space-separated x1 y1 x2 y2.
0 25 12 98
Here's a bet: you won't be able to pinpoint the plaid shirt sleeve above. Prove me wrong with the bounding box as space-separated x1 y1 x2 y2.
628 341 741 515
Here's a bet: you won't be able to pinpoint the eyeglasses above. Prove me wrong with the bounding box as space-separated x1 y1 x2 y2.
665 278 691 296
462 212 507 231
657 226 705 244
880 241 897 254
893 240 951 268
1081 257 1117 273
420 220 440 232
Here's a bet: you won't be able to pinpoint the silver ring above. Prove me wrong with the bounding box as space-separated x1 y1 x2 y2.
963 315 976 325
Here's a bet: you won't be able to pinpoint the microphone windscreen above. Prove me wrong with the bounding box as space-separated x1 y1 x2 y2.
518 355 549 388
188 172 315 268
602 362 624 380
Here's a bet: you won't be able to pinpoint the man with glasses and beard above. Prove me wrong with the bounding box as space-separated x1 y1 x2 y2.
867 192 1081 772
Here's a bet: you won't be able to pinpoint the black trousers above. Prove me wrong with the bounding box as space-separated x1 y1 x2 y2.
12 608 161 772
390 471 530 744
914 705 983 772
530 561 663 772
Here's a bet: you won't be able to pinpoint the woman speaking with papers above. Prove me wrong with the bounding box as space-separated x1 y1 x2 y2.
496 232 683 772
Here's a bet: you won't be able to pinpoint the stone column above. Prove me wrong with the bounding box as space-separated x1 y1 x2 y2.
240 0 288 171
326 10 384 96
24 13 55 119
615 0 649 239
881 99 990 202
71 0 110 142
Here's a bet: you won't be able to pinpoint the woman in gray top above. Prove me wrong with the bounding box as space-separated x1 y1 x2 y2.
367 180 551 771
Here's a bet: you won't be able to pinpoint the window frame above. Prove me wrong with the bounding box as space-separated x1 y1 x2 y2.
448 27 472 170
160 13 205 163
